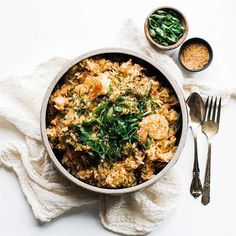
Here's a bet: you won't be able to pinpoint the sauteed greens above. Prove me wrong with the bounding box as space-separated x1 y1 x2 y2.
74 96 154 161
148 10 185 46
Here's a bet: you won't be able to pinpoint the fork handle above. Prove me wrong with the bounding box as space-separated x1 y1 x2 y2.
190 134 202 198
202 142 211 205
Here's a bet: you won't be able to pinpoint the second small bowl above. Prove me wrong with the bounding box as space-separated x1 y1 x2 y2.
178 37 213 72
144 6 189 50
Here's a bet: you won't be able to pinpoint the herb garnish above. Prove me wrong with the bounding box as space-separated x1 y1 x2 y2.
148 10 185 46
75 96 152 161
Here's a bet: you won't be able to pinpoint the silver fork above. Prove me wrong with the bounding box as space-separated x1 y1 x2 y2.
201 97 221 205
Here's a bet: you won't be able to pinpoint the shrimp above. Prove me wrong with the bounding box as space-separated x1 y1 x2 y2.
137 114 169 144
52 95 68 110
75 73 111 99
99 73 111 95
83 77 102 99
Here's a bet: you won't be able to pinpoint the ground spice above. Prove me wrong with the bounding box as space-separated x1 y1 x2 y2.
180 43 210 71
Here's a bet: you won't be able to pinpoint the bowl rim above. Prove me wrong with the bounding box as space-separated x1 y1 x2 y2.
178 37 213 72
144 6 189 50
40 48 188 195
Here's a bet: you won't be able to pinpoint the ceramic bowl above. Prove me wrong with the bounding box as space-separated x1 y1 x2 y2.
144 6 189 50
178 37 213 72
40 48 188 195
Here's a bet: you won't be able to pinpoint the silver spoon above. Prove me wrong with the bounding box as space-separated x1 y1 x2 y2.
187 92 205 198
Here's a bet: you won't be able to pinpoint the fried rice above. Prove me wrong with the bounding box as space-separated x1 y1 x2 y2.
46 57 181 188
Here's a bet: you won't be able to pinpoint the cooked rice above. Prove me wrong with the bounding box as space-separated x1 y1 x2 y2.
46 57 180 188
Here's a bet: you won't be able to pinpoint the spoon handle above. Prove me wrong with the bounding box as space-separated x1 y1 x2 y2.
190 134 203 198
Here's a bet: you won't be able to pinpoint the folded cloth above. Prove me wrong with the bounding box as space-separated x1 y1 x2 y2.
0 55 181 235
0 20 233 235
0 58 99 222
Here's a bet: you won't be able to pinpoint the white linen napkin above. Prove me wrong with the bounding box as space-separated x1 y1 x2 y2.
0 20 234 235
0 57 181 235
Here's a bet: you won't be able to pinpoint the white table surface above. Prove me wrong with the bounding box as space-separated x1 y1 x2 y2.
0 0 236 235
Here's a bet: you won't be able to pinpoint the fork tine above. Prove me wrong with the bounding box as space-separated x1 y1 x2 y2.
217 97 222 123
204 96 209 121
212 97 217 121
207 97 213 121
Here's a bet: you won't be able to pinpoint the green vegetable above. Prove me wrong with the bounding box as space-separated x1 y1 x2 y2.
75 124 106 160
74 108 87 115
148 10 185 46
74 96 155 161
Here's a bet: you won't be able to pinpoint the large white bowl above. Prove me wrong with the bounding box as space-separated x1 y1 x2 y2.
40 48 188 195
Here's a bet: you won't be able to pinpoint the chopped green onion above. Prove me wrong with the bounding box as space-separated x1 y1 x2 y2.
148 10 185 46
